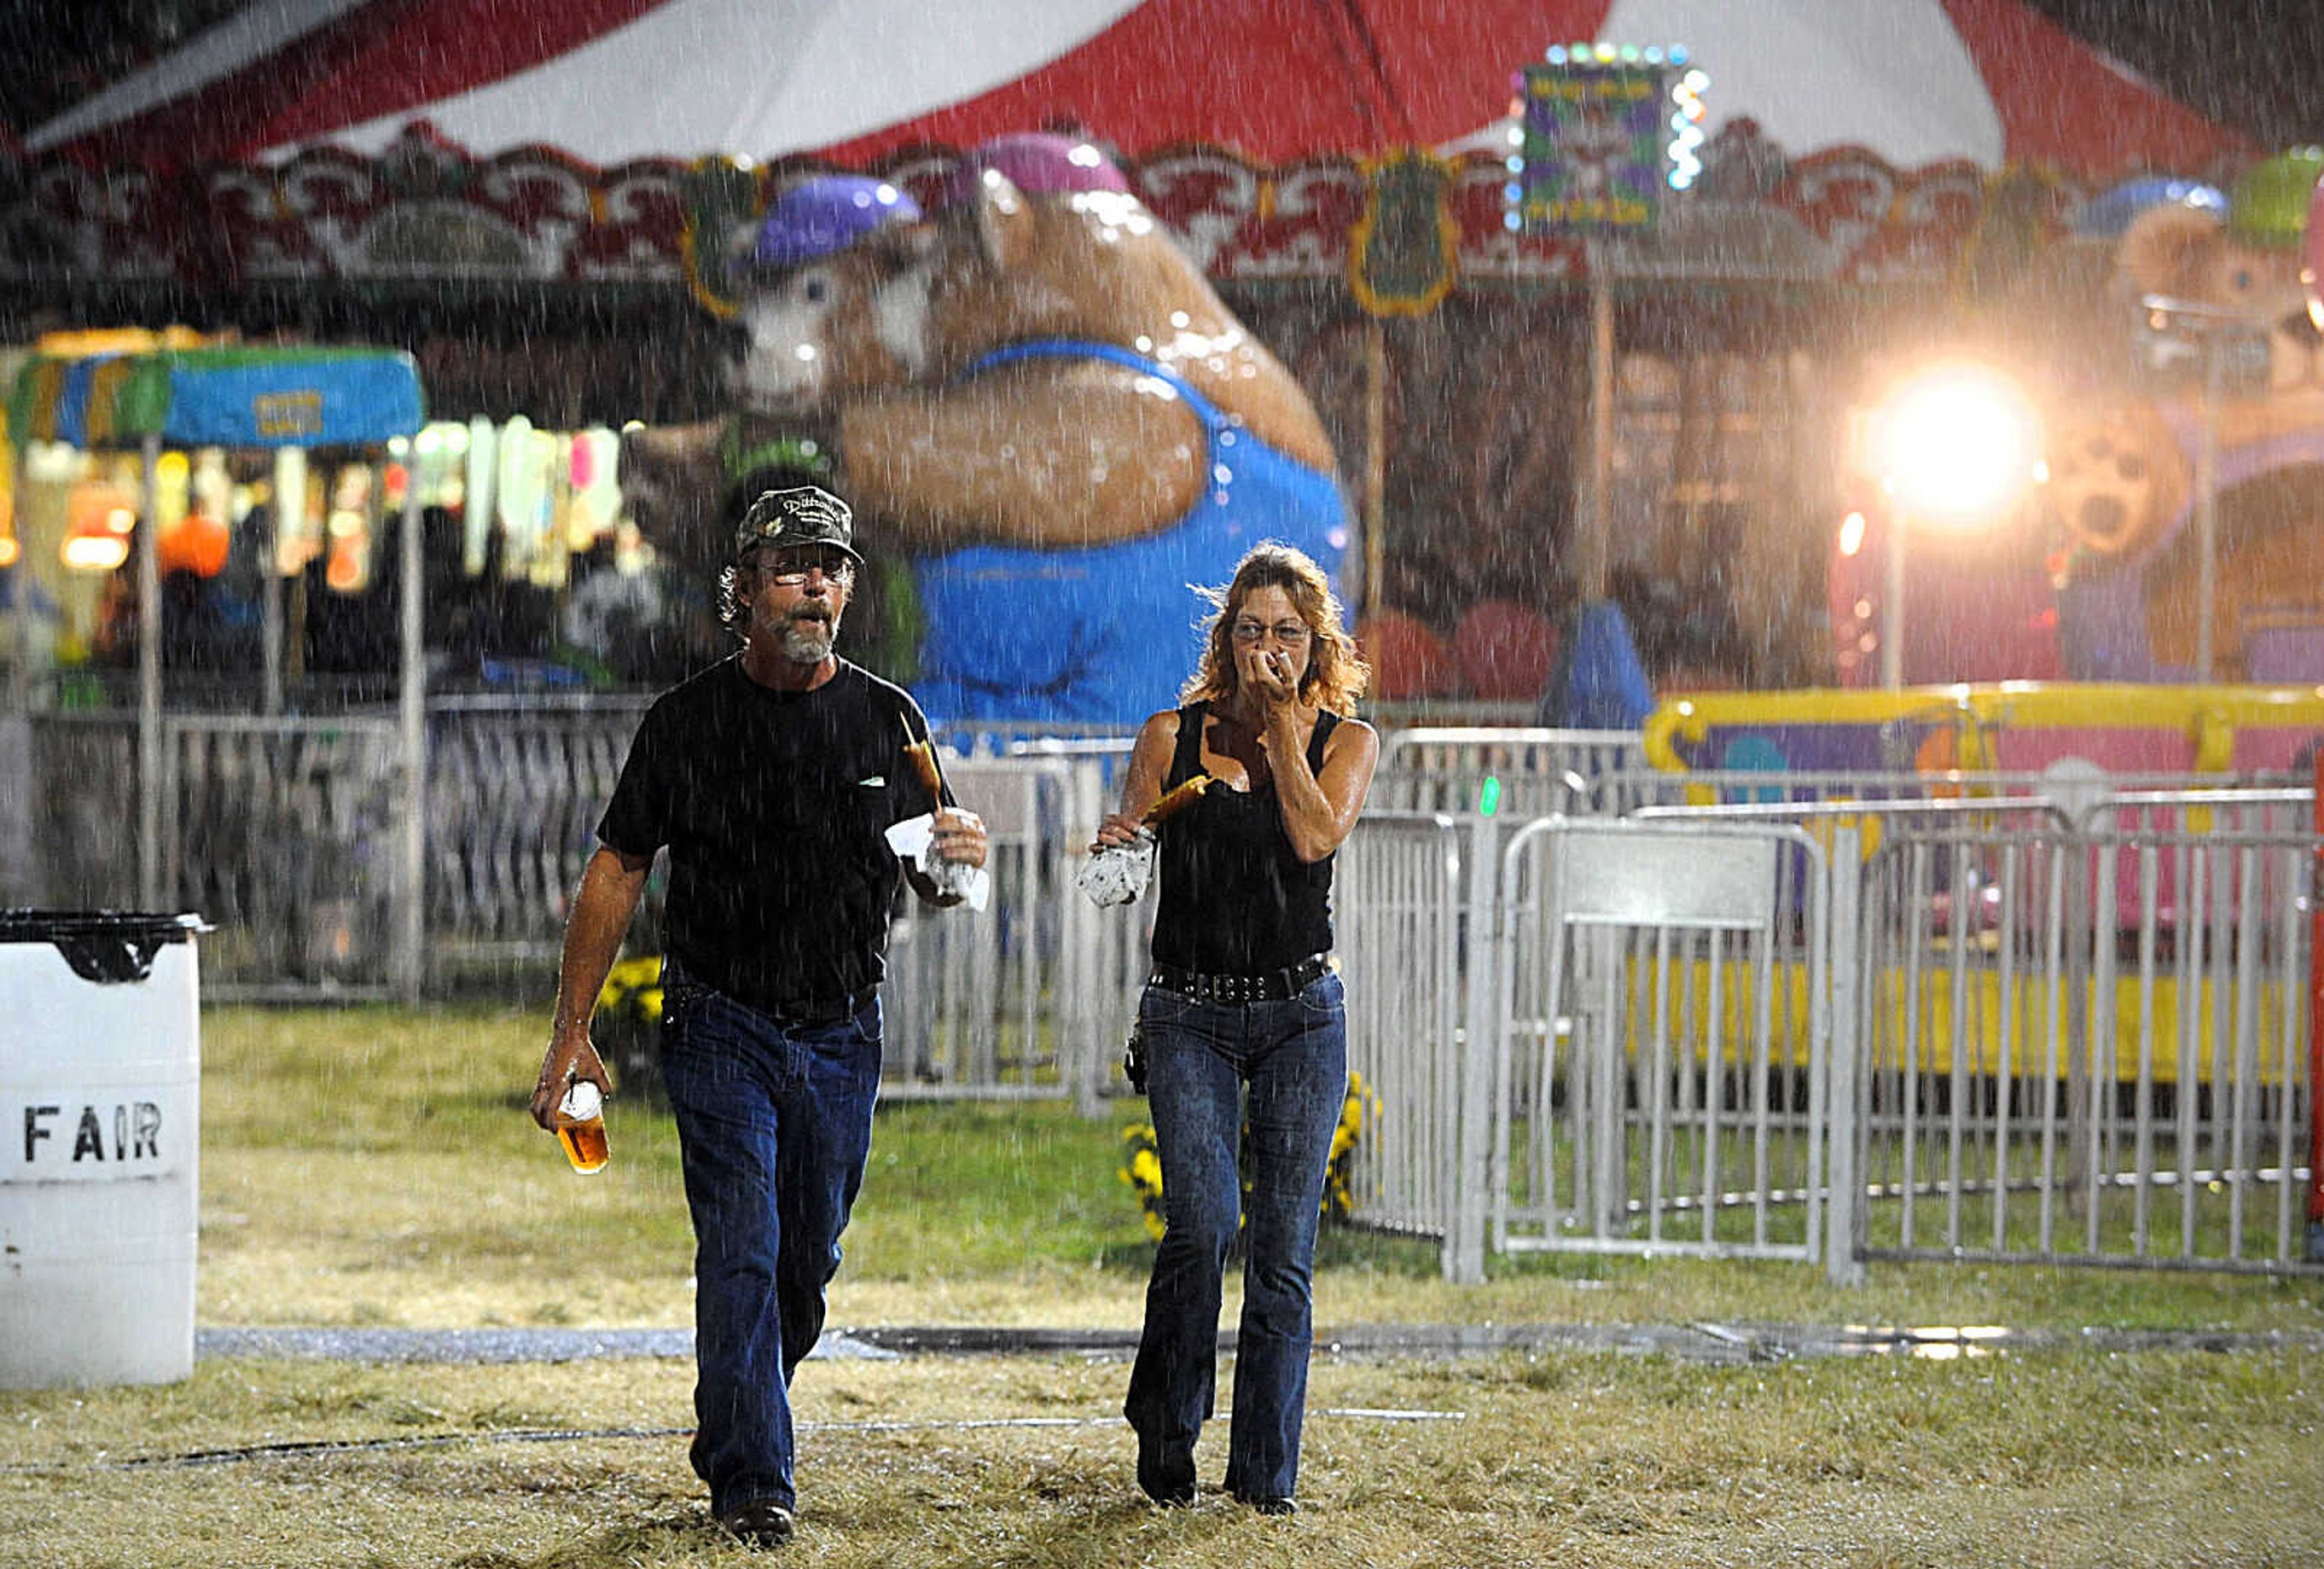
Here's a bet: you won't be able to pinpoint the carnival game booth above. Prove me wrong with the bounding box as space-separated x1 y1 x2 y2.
6 343 430 998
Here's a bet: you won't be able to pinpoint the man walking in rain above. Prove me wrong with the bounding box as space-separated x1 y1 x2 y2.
531 483 987 1548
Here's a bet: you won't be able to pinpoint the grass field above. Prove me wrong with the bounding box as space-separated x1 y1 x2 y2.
2 1002 2321 1567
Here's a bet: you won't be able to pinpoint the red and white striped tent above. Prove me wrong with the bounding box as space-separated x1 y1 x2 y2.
28 0 2245 180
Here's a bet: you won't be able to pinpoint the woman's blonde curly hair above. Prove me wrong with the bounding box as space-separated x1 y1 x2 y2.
1180 542 1370 716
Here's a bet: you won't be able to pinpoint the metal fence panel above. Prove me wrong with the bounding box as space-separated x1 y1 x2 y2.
1334 813 1465 1243
1488 817 1828 1266
9 714 404 1000
881 755 1146 1102
11 714 137 908
427 697 654 966
1853 800 2318 1274
166 716 404 999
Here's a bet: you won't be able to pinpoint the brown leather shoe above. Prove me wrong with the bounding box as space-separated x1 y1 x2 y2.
719 1498 796 1547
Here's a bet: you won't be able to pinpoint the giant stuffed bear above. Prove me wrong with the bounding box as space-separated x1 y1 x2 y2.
626 136 1351 724
2042 150 2324 682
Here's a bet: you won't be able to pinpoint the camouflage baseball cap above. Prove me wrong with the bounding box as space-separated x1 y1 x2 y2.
732 484 862 564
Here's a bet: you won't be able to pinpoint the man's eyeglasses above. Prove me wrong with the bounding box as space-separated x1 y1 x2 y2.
1230 619 1311 646
758 551 855 586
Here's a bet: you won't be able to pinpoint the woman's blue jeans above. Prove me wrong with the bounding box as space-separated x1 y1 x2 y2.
658 959 882 1519
1124 970 1348 1504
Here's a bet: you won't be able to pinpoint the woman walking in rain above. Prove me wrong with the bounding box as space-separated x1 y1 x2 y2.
1091 541 1378 1515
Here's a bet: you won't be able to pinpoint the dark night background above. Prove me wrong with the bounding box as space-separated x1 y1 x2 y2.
0 0 2319 153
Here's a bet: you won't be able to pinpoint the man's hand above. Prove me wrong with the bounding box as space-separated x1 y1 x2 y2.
530 1033 611 1131
930 806 988 868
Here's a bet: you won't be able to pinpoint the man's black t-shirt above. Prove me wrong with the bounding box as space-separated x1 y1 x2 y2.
597 656 950 1015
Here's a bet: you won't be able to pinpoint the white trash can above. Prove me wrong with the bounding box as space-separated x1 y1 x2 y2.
0 911 205 1388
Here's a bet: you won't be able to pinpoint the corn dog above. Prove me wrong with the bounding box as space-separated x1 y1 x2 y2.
899 715 945 796
1141 773 1212 827
903 737 944 795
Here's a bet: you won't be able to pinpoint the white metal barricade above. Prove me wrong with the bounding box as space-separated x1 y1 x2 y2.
1333 812 1466 1245
1845 792 2319 1274
1634 786 2323 1277
1468 817 1830 1280
882 753 1152 1105
27 692 2318 1275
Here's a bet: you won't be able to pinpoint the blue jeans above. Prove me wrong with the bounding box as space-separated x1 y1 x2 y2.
658 958 882 1518
1124 970 1348 1504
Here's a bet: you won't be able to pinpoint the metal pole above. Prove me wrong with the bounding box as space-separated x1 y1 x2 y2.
2194 338 2220 681
395 476 426 1002
1362 317 1388 628
1448 813 1498 1284
1882 508 1906 691
2063 835 2092 1224
137 435 163 909
1825 824 1866 1286
5 465 27 715
1574 249 1615 603
0 452 30 903
2306 746 2323 1260
265 447 299 717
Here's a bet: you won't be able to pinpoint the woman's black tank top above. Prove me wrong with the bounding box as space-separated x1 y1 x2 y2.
1151 700 1340 973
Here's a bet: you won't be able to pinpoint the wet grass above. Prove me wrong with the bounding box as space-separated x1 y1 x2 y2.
3 1003 2315 1565
189 1003 2324 1338
2 1349 2317 1567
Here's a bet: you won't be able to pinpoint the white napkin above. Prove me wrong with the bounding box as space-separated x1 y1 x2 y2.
1075 828 1155 908
884 814 991 911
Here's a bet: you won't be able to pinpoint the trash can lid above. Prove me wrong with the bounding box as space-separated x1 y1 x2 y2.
0 910 207 944
0 910 208 984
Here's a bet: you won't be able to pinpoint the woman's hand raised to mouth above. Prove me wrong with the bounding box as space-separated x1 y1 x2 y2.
1241 645 1297 711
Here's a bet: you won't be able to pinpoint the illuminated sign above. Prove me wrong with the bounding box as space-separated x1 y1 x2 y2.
1502 44 1710 235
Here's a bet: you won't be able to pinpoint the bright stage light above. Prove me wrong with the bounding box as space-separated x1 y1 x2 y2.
1866 361 2041 526
1858 360 2041 689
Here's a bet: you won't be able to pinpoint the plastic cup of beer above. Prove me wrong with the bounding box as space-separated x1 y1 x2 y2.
556 1079 609 1174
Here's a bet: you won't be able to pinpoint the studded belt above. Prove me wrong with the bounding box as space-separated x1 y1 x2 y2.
1147 952 1334 1004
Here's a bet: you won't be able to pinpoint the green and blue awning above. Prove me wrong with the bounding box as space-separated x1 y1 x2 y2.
8 345 424 450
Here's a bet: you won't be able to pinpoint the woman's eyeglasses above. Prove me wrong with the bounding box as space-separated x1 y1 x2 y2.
1230 619 1311 646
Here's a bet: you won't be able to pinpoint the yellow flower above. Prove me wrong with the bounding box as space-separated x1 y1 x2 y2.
596 955 666 1019
1118 1082 1383 1230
